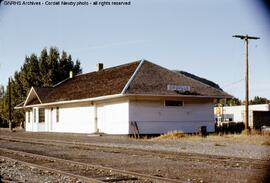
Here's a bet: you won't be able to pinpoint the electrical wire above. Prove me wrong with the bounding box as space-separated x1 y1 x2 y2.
221 78 245 88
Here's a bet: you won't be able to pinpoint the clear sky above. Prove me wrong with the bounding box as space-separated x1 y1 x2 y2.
0 0 269 100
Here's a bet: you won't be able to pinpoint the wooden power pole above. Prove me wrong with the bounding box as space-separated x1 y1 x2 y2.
233 34 260 131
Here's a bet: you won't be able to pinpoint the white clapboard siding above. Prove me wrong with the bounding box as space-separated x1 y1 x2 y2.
98 100 129 134
51 105 95 133
129 100 215 134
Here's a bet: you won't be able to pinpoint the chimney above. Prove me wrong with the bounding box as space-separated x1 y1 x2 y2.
69 71 73 78
96 63 103 71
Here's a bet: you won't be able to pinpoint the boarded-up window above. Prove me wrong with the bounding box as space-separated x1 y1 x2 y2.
165 100 184 107
39 108 45 123
56 107 59 122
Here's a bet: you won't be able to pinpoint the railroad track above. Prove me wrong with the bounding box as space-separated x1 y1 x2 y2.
0 147 184 183
0 135 267 166
0 155 102 183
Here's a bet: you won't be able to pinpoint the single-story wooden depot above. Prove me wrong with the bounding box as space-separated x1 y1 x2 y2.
16 60 231 134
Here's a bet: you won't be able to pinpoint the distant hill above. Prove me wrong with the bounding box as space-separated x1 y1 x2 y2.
174 70 223 91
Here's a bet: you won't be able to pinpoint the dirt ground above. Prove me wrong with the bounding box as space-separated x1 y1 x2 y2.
0 129 270 183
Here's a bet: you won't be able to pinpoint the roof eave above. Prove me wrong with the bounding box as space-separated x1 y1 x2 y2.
124 93 233 99
17 92 232 109
18 93 124 108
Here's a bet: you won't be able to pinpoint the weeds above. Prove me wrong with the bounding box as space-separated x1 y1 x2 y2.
262 140 270 146
241 129 262 136
155 131 186 140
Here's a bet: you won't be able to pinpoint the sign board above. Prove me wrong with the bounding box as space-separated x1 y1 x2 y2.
167 85 191 92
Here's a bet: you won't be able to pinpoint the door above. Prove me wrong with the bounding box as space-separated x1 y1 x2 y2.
97 105 105 133
27 111 33 131
49 108 53 131
32 108 37 132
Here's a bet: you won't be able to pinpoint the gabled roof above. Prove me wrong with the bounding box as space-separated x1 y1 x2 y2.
20 60 232 107
23 87 53 106
33 87 54 102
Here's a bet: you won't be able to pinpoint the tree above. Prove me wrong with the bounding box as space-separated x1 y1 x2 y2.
39 49 50 86
226 97 242 106
0 85 4 98
250 96 269 105
0 47 82 127
0 85 8 127
47 47 60 85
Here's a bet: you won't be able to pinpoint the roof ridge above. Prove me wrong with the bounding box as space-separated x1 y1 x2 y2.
53 77 71 87
51 60 142 88
73 60 141 78
121 59 145 94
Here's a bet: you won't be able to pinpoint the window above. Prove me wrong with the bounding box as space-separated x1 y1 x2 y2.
39 108 45 123
165 100 183 107
28 111 30 123
56 107 59 122
34 109 36 123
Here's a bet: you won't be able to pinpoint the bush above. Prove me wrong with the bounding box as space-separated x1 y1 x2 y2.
215 122 245 134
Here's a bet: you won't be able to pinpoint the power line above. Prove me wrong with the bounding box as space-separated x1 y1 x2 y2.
222 78 245 88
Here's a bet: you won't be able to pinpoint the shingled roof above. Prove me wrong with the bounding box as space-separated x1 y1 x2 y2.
126 61 231 98
22 60 231 107
44 61 140 103
25 87 53 105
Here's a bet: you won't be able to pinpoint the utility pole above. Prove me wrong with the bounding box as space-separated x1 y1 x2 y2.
8 77 13 132
233 34 260 131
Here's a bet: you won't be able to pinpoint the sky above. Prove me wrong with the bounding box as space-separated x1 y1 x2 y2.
0 0 269 100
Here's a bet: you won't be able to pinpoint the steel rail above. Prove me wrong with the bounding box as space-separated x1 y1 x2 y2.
0 147 184 183
0 155 104 183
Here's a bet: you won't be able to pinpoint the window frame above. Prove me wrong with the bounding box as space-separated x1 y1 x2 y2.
38 108 45 123
164 100 184 107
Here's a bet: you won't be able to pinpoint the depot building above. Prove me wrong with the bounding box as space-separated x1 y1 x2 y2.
16 60 231 134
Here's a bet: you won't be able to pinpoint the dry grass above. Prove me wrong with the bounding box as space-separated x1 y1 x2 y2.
206 134 270 145
152 130 270 145
241 129 262 135
262 140 270 146
154 131 186 140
